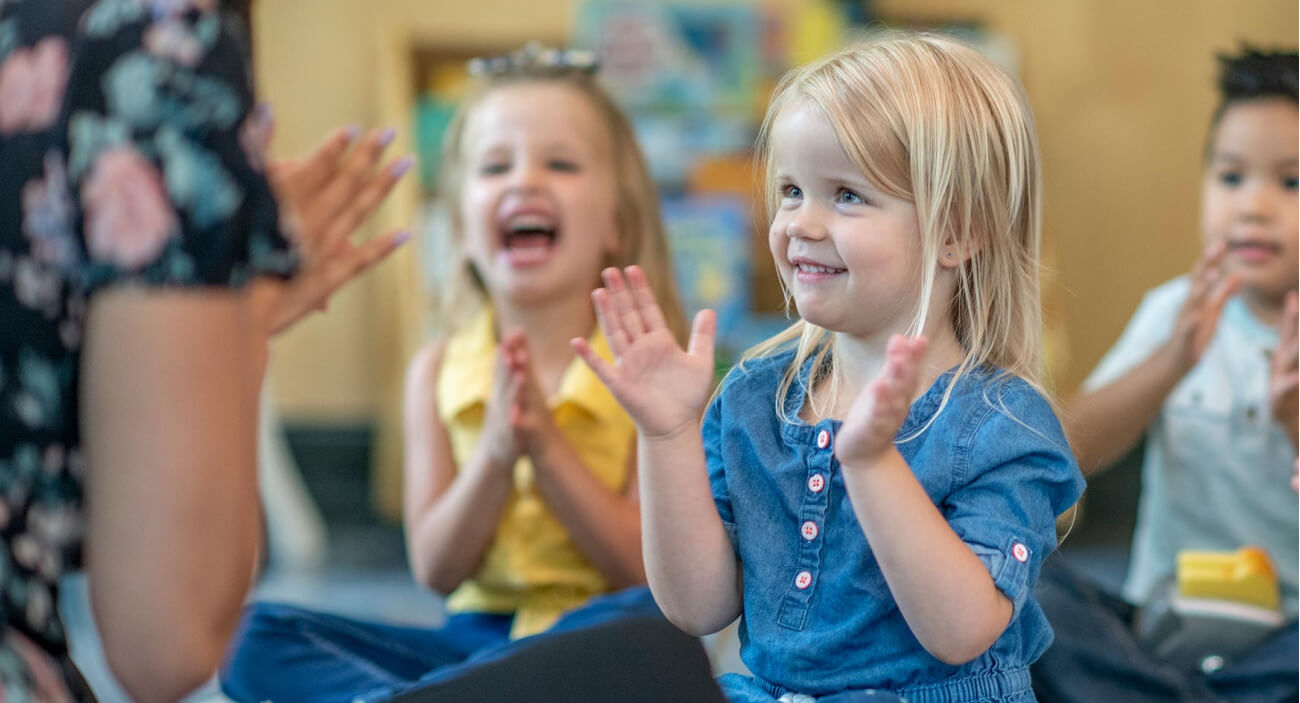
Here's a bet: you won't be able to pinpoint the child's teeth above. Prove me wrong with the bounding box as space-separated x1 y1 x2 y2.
510 215 552 230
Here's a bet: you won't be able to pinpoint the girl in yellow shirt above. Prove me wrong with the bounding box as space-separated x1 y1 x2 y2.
221 44 687 703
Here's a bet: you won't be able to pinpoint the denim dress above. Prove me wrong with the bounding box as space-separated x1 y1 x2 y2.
705 350 1084 703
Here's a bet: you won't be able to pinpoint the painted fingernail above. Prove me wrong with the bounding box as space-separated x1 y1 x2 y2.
255 102 273 123
344 124 361 140
391 155 415 177
393 230 412 245
378 127 397 147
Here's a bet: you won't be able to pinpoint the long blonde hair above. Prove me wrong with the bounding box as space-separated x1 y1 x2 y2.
746 31 1044 424
429 63 687 343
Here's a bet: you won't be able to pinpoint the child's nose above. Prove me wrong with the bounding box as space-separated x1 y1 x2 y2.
1234 180 1279 222
785 208 829 240
508 161 546 191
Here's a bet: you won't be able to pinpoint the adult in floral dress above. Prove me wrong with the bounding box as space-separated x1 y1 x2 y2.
0 0 409 699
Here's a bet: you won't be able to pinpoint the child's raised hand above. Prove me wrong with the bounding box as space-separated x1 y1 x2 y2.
573 266 716 440
836 335 928 468
501 334 562 456
1167 241 1240 373
1269 291 1299 446
480 331 526 470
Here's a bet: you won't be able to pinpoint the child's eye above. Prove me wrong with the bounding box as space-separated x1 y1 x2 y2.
480 162 509 176
779 184 803 200
1217 172 1243 187
1282 176 1298 191
548 159 580 173
836 188 866 205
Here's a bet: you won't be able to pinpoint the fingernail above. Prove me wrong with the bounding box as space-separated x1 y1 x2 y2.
255 102 273 124
344 124 361 140
378 127 397 147
391 155 415 177
393 230 412 245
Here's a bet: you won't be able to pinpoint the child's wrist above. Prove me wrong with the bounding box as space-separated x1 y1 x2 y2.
531 427 575 469
1272 404 1299 446
1155 339 1194 378
478 435 518 474
639 417 701 443
838 445 900 474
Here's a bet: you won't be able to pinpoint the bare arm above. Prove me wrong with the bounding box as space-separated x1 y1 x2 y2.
75 89 407 703
844 449 1011 665
83 290 263 703
1066 243 1238 476
1065 345 1185 476
531 437 646 589
402 344 514 595
573 266 739 635
837 336 1010 665
635 427 741 635
498 332 646 588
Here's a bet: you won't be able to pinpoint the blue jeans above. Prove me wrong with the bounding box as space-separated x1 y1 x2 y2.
1031 558 1299 703
220 586 665 703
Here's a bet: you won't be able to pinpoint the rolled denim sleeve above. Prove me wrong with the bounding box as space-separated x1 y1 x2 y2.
702 393 739 552
943 382 1085 620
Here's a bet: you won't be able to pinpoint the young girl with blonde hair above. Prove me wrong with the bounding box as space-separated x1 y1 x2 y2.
221 45 689 703
577 31 1084 702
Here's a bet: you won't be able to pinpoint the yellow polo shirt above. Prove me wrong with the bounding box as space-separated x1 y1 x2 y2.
436 309 634 638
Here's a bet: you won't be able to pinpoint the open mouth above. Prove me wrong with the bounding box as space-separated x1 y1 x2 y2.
501 213 558 266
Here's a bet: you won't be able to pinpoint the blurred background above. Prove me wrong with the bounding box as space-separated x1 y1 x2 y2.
250 0 1296 531
60 0 1300 699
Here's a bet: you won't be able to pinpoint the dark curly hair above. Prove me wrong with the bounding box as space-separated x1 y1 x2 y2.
1207 46 1298 147
221 0 252 25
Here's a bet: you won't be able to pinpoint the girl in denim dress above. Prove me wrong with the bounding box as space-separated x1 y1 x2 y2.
575 31 1085 703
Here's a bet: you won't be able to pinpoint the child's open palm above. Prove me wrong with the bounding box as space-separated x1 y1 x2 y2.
574 266 716 440
1270 291 1298 446
480 333 526 470
1168 241 1240 372
501 333 563 456
836 335 928 468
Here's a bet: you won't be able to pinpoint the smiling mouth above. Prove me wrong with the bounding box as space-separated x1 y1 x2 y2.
793 262 847 279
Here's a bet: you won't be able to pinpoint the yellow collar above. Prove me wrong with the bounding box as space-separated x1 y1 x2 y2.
439 308 623 423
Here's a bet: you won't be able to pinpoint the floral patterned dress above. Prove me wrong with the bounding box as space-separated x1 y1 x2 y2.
0 0 296 698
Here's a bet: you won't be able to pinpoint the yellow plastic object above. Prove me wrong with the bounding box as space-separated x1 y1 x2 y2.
1177 548 1280 611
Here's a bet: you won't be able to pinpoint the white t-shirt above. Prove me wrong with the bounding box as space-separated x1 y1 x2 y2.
1085 275 1298 613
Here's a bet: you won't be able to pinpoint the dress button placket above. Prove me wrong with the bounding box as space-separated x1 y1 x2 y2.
778 423 836 631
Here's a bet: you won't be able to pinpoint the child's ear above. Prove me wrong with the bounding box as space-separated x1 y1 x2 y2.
938 234 979 269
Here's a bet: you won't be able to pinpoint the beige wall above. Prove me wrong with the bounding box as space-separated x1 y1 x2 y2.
253 1 1296 514
873 0 1297 391
253 0 579 422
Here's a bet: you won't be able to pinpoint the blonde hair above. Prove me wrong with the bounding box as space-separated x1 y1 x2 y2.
429 65 687 343
745 30 1044 425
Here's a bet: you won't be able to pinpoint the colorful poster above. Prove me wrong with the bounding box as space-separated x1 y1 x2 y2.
662 196 753 357
574 1 762 117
